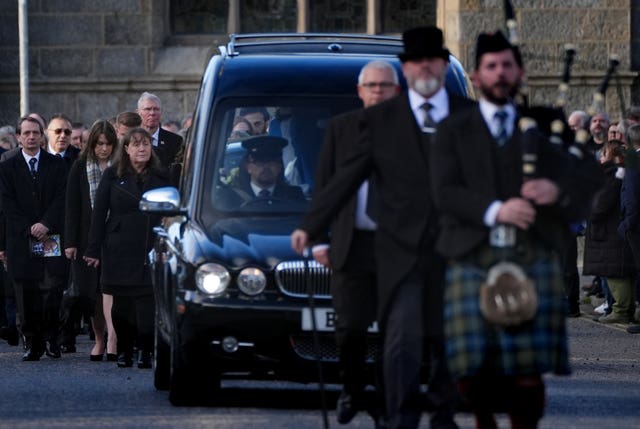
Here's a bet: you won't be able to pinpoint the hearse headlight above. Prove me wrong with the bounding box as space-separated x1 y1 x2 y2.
237 267 267 296
196 263 230 295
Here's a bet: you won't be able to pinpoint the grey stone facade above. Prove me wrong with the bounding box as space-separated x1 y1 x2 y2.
0 0 638 128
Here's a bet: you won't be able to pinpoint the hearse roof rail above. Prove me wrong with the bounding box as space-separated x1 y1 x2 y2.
224 33 403 57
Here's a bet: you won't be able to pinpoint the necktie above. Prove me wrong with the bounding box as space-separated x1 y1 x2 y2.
29 158 37 180
422 102 436 133
258 189 270 197
494 110 509 146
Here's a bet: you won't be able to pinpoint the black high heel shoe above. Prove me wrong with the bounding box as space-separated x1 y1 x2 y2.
89 353 104 362
106 353 118 362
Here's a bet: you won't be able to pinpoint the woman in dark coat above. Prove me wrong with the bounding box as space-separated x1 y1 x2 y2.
64 120 118 361
583 140 636 323
85 128 170 368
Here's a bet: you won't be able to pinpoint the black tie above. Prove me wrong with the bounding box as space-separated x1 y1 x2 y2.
29 158 37 180
495 110 509 146
258 189 270 197
422 102 436 133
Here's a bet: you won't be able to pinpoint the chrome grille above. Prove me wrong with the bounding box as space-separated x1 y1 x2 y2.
275 260 332 298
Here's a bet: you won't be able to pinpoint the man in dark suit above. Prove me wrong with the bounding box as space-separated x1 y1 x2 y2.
136 92 183 170
45 113 83 353
45 113 80 169
310 60 400 424
292 26 472 429
0 116 68 361
430 31 602 428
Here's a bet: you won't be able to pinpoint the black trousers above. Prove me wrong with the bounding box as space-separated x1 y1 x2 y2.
14 271 65 347
330 230 378 398
112 293 154 355
383 268 457 429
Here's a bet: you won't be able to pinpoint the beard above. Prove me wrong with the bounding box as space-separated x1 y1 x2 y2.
479 80 519 105
413 77 442 97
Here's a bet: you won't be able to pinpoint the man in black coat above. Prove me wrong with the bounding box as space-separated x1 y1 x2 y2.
0 116 68 361
292 26 472 429
430 31 603 428
45 113 80 170
310 60 400 424
136 91 183 170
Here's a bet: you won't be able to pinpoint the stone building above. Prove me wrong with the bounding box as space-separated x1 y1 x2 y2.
0 0 638 128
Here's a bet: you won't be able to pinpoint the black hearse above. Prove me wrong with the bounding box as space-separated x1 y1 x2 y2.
140 33 470 405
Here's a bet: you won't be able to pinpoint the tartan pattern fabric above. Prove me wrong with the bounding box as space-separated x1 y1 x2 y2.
444 246 570 379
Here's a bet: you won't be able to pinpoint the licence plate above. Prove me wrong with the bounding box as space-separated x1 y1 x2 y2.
301 308 379 333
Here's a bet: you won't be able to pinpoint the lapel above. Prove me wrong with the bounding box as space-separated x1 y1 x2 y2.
394 94 429 166
465 106 497 193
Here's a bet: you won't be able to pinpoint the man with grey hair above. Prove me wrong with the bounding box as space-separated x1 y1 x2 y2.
567 110 589 132
293 26 473 429
136 91 183 170
311 59 400 425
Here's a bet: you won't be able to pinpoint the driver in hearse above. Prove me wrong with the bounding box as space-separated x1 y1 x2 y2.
228 135 305 203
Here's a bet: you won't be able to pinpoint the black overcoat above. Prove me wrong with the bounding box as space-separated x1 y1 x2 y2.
0 150 68 279
85 166 170 288
64 159 100 297
583 162 634 278
300 92 473 333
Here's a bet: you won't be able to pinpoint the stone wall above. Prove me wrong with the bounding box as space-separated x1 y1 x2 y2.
0 0 209 127
0 0 638 128
440 0 639 118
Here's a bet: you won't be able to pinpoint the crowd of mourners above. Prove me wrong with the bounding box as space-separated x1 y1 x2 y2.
567 106 640 333
0 30 639 429
0 91 188 368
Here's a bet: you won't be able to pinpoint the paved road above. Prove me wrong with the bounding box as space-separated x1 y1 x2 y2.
0 315 638 429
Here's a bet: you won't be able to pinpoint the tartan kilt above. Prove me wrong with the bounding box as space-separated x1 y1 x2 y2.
444 245 571 379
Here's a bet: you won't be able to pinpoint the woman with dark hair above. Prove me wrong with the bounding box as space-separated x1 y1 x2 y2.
85 128 170 368
64 119 118 361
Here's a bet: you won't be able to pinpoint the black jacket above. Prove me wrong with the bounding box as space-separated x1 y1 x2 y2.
0 150 68 279
583 162 634 278
85 166 170 287
431 103 603 259
300 92 474 327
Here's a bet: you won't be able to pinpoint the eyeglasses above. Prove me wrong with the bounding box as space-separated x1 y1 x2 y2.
49 128 72 136
361 82 396 89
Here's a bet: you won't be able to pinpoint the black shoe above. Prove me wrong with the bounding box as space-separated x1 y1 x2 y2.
626 324 640 334
60 344 76 353
137 350 152 369
90 353 104 362
22 348 41 361
336 391 358 424
116 352 133 368
45 341 62 359
106 353 118 362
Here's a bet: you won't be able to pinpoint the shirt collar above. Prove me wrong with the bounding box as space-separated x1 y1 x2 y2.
478 98 516 134
250 182 275 196
21 149 41 164
152 129 160 146
408 86 449 124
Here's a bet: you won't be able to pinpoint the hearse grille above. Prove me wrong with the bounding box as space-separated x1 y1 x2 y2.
274 260 332 298
290 334 380 363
